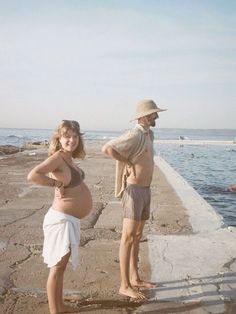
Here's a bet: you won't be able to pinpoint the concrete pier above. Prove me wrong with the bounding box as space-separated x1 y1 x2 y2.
0 145 236 313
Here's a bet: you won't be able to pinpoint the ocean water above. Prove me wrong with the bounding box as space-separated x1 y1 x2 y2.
1 127 236 146
155 143 236 227
1 127 236 226
0 128 121 147
156 128 236 141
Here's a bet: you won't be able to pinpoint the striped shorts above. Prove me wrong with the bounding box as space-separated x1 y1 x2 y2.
121 184 151 221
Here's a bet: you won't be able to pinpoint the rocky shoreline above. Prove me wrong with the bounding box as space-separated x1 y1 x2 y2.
0 141 50 155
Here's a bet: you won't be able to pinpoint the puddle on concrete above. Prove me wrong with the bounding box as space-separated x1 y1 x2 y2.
0 241 7 251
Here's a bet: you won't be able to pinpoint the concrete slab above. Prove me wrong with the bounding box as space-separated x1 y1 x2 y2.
154 156 224 233
10 239 121 300
95 201 123 233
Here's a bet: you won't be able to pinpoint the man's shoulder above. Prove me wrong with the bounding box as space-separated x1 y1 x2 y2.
127 125 144 136
122 126 154 139
116 126 141 140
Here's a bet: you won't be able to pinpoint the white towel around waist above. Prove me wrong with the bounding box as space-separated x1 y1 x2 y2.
42 207 80 270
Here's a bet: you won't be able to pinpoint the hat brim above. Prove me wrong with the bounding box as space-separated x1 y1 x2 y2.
131 107 167 121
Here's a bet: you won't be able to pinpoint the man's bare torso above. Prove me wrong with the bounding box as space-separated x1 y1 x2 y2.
126 132 154 187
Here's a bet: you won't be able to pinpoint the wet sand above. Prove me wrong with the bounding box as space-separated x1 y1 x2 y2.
1 140 234 313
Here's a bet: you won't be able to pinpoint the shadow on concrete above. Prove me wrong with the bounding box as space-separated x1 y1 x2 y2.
147 272 236 300
133 300 236 314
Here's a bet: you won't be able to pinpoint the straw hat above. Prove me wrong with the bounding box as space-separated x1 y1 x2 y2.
133 99 167 120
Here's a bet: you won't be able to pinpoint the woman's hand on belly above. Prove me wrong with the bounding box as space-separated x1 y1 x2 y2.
55 186 65 199
52 183 93 219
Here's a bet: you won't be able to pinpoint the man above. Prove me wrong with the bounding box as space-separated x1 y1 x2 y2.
102 99 167 300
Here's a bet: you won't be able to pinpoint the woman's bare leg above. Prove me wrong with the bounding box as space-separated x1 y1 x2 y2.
47 252 76 313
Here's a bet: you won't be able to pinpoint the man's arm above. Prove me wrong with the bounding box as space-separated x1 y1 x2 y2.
102 144 131 165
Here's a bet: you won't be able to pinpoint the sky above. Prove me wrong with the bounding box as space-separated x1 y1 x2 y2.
0 0 235 131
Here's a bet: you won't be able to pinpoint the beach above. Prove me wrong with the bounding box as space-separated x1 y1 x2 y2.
0 140 236 313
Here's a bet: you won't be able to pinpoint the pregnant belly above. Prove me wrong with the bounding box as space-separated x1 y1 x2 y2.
52 183 93 219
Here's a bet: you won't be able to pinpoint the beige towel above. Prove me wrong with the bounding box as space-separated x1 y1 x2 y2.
42 207 80 269
106 125 154 197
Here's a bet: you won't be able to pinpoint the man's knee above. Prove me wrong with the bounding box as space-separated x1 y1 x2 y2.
121 228 137 246
135 231 142 242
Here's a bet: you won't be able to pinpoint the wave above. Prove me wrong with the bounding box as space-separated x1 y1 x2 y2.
7 135 24 138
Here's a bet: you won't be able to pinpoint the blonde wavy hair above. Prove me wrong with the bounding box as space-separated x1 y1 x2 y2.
48 120 86 159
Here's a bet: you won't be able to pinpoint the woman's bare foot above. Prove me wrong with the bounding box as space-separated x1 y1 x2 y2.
131 280 159 288
119 287 147 300
52 304 78 313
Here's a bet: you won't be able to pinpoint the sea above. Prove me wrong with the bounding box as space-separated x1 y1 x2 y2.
1 127 236 227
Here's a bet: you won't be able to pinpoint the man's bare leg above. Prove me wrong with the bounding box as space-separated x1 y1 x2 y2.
47 252 77 313
119 218 146 300
129 220 158 289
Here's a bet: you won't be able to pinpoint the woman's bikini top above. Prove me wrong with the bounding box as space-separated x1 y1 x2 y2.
62 158 85 188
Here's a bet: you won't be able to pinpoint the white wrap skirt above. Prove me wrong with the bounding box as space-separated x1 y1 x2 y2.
42 207 80 270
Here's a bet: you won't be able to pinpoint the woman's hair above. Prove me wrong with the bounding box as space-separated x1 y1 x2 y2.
48 120 86 159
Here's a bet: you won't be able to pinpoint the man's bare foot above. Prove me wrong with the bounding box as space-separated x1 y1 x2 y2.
131 280 159 288
119 287 147 300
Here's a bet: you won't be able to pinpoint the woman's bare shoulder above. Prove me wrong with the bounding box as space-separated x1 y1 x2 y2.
47 150 64 164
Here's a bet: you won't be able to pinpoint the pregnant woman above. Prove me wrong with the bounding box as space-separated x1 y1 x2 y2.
27 120 92 314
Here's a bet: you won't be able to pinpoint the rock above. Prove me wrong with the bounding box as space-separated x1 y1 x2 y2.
228 184 236 192
0 145 21 155
31 140 49 146
23 140 49 150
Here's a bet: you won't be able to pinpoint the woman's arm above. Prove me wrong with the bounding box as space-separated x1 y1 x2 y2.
27 153 63 188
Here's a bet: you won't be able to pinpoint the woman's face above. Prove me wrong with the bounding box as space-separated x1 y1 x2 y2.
59 128 79 153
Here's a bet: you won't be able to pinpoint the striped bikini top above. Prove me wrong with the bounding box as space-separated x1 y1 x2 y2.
62 158 85 188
